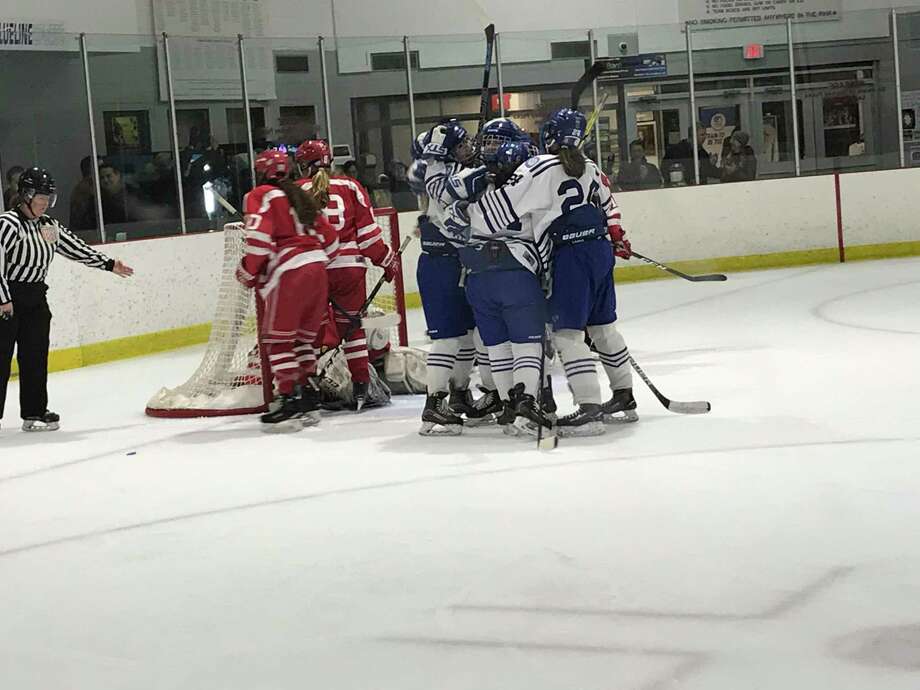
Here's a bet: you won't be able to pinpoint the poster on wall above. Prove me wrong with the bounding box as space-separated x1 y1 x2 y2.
153 0 276 102
901 90 920 167
698 105 739 164
103 111 152 154
680 0 841 29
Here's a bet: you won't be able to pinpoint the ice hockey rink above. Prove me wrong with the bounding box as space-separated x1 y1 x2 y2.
2 256 919 689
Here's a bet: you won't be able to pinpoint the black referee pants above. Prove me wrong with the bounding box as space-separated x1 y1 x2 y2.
0 282 51 420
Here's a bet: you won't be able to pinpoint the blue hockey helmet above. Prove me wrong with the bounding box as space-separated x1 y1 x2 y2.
423 119 475 164
411 130 429 160
493 139 534 179
540 107 587 153
478 118 525 167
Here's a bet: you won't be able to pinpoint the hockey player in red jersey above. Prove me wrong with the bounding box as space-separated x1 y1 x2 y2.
294 140 399 410
236 149 339 432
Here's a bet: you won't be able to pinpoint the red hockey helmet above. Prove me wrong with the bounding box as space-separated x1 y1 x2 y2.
295 140 332 168
254 149 291 181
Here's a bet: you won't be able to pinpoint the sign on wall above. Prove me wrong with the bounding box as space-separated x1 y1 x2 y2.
154 0 276 101
0 19 71 51
901 90 920 167
680 0 841 29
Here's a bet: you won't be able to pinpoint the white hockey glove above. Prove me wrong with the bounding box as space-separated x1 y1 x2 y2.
447 165 490 202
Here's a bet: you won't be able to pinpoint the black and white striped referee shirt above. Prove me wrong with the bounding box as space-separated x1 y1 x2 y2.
0 209 114 305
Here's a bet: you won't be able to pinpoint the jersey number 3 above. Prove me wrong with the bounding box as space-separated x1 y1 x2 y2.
323 193 347 231
558 179 599 215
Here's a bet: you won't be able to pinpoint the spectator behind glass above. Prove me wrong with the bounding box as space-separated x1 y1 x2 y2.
70 155 101 230
341 160 358 179
146 152 179 219
372 173 393 208
661 123 719 186
720 131 758 183
185 134 230 218
3 166 24 210
616 140 663 192
98 162 146 224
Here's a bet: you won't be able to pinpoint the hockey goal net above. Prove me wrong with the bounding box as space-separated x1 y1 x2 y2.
145 207 408 418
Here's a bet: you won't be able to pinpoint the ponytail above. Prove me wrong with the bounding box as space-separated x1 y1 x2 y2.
558 147 586 178
275 177 321 226
308 167 331 208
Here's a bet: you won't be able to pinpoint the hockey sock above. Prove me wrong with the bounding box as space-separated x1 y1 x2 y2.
486 341 514 400
293 341 318 378
511 341 543 397
473 328 496 389
587 323 633 392
427 338 461 394
451 331 475 390
553 328 602 405
267 343 300 395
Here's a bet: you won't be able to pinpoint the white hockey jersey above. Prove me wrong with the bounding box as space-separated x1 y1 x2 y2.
466 154 620 275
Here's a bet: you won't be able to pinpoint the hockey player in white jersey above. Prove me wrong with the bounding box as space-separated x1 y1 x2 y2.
444 138 556 436
411 120 499 434
449 108 637 436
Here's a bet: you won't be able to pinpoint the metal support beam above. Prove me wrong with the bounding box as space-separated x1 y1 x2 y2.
685 24 700 185
404 36 417 138
892 9 905 168
238 34 257 192
787 19 801 177
318 35 334 145
80 33 107 241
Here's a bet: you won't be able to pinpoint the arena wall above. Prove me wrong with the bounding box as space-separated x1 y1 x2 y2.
27 167 920 374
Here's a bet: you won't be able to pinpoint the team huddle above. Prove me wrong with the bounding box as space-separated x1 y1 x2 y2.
239 107 638 437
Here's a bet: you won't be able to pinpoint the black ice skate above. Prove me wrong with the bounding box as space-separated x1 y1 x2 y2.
450 383 501 427
556 403 606 437
352 381 368 412
601 388 639 423
261 393 304 433
22 410 60 432
512 385 555 437
298 383 322 427
419 391 463 436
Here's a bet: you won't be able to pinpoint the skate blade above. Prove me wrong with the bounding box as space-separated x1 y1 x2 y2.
464 414 497 427
300 411 321 427
557 421 606 438
603 409 639 424
419 421 462 436
22 421 59 432
513 417 554 438
262 419 304 434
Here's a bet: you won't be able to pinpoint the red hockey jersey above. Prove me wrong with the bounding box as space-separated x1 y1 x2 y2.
236 185 339 297
297 176 392 271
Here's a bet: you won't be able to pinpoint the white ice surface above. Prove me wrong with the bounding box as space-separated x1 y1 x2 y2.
2 258 920 689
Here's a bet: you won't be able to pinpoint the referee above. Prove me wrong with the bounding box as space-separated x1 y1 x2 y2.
0 167 134 432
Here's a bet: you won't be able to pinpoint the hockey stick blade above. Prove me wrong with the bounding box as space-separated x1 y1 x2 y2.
630 356 711 415
571 60 606 108
631 251 727 282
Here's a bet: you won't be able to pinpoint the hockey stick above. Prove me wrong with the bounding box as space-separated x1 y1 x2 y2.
631 251 728 282
577 91 610 152
203 182 243 219
536 326 558 450
629 355 711 414
477 24 497 132
317 234 415 376
570 59 607 109
329 296 402 332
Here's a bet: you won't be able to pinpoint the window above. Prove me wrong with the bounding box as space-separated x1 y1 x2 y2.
551 41 591 60
275 54 309 73
370 51 419 71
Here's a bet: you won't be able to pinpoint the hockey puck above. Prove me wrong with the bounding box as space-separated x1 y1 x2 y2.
127 451 137 456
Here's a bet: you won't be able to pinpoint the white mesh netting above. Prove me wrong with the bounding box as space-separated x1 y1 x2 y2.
145 209 405 417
